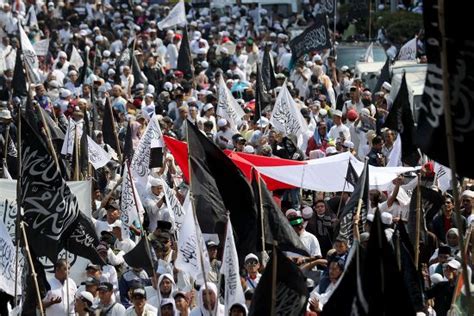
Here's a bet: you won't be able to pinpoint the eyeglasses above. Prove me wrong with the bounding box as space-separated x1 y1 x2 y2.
246 260 258 266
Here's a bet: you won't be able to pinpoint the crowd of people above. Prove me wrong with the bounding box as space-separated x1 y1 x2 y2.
0 0 472 315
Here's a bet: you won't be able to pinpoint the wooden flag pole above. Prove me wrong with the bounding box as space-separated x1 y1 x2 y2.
74 123 80 181
20 222 45 316
34 100 61 173
414 174 421 269
438 0 472 309
335 158 351 219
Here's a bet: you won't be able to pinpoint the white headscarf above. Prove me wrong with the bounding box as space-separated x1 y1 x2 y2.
193 282 225 316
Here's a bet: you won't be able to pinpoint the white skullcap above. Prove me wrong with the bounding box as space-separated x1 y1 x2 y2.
149 177 164 187
203 103 213 112
217 118 227 127
381 212 393 225
243 145 255 154
302 206 313 219
103 50 111 57
462 190 474 199
319 109 327 116
332 109 343 117
58 51 67 58
382 81 392 91
285 209 301 218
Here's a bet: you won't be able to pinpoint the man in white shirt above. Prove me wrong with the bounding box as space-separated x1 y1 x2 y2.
289 215 322 259
42 259 77 315
97 282 127 316
328 110 351 142
243 253 261 290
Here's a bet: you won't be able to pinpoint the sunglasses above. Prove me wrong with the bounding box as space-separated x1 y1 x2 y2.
246 260 258 266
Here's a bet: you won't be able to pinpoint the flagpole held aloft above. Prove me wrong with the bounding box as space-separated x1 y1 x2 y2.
270 241 278 316
414 173 421 269
353 158 369 240
20 222 45 316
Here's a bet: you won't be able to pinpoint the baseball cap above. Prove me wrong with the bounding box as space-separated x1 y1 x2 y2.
132 288 147 298
206 240 218 248
98 282 113 292
83 277 100 286
77 291 94 305
244 253 259 263
447 259 461 270
86 263 101 271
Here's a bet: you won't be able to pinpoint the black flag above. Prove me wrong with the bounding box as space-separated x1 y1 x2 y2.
254 63 271 123
177 29 193 79
187 120 258 258
345 160 359 187
383 74 420 166
393 223 425 312
252 169 309 256
262 48 277 91
416 0 474 178
321 242 368 316
123 123 134 162
102 98 120 152
336 162 369 241
289 15 331 61
124 237 154 276
76 47 89 87
20 116 103 264
248 247 308 316
12 47 28 98
373 58 391 94
130 48 148 89
363 210 416 315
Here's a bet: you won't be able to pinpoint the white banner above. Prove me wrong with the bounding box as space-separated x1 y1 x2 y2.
220 218 245 315
33 39 50 56
386 134 402 167
216 76 245 132
434 162 452 193
61 118 82 155
175 202 210 283
398 37 417 61
87 136 112 169
0 180 92 285
364 42 374 63
70 45 84 70
157 0 187 30
19 24 41 84
162 181 183 230
0 219 21 296
26 5 38 29
131 116 163 190
270 82 308 136
120 164 143 239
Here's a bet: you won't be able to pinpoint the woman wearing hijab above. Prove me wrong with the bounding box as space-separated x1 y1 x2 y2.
160 298 178 316
149 274 177 312
306 121 330 156
429 228 461 264
190 282 225 316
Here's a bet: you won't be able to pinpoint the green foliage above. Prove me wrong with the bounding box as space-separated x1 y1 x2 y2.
373 11 423 44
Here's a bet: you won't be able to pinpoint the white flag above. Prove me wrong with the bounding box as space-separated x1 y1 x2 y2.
33 39 50 56
19 23 41 83
434 162 452 193
363 42 374 63
131 116 164 189
270 82 308 136
87 136 112 169
61 119 83 155
220 218 246 315
386 134 402 167
163 181 186 231
26 5 38 29
216 76 245 132
157 0 187 30
398 37 417 61
120 164 143 239
0 219 21 296
175 201 211 282
70 45 84 70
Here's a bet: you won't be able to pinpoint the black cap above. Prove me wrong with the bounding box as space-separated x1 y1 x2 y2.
98 282 113 292
83 277 100 286
105 201 120 211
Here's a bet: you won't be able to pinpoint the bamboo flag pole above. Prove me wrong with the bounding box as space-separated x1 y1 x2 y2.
20 222 45 316
438 0 472 310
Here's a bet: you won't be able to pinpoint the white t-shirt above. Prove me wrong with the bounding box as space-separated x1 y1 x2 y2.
299 230 322 257
43 277 77 316
328 123 351 142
